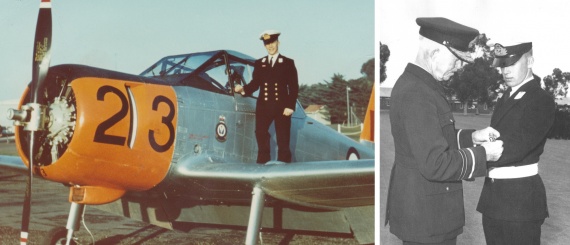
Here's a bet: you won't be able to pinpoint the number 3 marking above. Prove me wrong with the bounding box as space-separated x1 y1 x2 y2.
149 96 175 152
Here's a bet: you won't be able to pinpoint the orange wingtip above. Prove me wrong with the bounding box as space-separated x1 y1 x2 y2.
360 84 375 142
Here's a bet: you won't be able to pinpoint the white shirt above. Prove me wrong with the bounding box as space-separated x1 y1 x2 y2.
267 53 280 67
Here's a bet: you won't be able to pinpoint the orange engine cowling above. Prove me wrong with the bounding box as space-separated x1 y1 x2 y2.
16 75 177 204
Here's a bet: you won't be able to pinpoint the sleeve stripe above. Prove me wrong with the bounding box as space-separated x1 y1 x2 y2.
467 148 476 179
458 149 466 180
457 129 463 148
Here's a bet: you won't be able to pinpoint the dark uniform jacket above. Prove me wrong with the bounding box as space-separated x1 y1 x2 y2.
385 64 488 243
476 76 555 221
243 54 299 111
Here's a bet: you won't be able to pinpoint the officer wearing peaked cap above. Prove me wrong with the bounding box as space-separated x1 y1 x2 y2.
384 17 504 244
476 41 555 245
235 30 299 163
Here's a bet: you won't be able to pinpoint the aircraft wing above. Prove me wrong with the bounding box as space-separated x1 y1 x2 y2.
0 156 27 174
0 153 374 209
170 155 375 210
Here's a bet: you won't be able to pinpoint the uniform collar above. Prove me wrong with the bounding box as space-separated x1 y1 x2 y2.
267 53 280 63
406 63 446 97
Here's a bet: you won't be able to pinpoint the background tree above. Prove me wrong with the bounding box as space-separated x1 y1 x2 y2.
446 34 502 115
543 68 570 99
380 42 390 84
298 63 373 124
361 58 374 83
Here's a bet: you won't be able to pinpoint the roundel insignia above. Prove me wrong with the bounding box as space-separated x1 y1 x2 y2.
215 115 227 142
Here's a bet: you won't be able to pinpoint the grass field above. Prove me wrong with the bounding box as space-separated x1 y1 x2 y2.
380 110 570 245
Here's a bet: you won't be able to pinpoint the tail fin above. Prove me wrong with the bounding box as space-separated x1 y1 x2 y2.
360 83 375 148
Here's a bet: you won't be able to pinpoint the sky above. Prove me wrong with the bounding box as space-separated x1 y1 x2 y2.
378 0 570 89
0 0 374 102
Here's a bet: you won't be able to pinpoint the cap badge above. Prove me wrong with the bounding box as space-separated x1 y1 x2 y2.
494 44 508 56
263 33 271 40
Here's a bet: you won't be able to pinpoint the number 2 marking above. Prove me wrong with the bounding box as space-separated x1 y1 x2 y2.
94 86 128 146
93 86 175 152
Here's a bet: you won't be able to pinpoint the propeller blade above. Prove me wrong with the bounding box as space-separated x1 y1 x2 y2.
31 0 52 104
21 1 52 244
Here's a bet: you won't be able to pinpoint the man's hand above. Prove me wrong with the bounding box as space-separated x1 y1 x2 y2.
472 127 501 145
283 108 294 116
481 140 503 161
234 84 245 95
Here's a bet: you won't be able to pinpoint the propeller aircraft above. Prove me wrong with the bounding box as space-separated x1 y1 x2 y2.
0 1 375 244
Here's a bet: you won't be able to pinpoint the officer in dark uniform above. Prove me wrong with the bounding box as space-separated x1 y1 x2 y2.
476 41 555 245
384 17 504 245
235 30 299 163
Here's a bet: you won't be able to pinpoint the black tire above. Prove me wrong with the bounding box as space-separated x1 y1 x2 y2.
42 227 77 245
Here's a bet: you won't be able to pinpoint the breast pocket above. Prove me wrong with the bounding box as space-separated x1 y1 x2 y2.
439 111 455 128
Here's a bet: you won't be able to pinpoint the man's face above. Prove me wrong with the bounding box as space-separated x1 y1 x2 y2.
264 40 279 55
432 48 465 81
500 54 532 87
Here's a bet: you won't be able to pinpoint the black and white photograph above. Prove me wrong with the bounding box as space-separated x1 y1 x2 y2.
379 0 570 244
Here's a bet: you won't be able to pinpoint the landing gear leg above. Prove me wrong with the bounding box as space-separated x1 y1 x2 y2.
64 202 84 245
245 185 265 245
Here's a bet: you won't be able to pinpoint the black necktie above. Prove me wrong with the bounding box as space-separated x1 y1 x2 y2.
269 57 273 67
504 87 512 100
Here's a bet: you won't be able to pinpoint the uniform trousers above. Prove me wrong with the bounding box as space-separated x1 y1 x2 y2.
403 238 456 245
255 107 292 163
482 215 543 245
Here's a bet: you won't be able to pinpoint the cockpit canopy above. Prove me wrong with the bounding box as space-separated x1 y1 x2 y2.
140 50 256 95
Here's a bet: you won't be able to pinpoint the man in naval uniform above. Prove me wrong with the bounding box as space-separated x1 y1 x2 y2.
476 42 555 245
235 30 299 163
384 17 504 245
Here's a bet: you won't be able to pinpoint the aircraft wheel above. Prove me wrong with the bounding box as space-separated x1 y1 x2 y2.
346 147 360 160
42 226 77 245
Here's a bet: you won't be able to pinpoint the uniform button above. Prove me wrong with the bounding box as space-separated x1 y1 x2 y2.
264 93 268 96
265 88 268 91
276 98 278 101
275 93 278 96
275 83 278 86
264 98 268 101
446 187 449 191
265 83 268 86
449 119 453 122
275 88 278 91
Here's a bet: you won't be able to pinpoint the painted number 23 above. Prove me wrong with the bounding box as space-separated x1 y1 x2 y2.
93 85 175 152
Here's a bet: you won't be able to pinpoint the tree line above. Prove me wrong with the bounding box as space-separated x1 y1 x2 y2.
297 59 374 124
